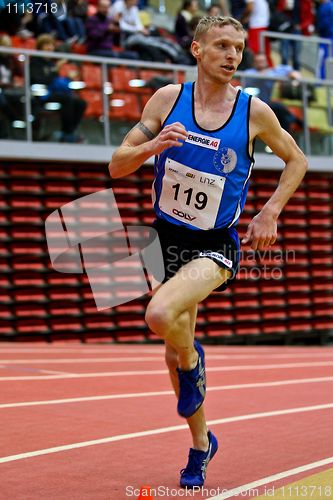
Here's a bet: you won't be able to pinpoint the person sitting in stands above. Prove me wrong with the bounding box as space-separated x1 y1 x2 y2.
67 0 88 42
109 0 148 42
244 52 303 133
0 34 24 138
85 0 138 58
174 0 200 50
30 34 87 142
33 0 82 42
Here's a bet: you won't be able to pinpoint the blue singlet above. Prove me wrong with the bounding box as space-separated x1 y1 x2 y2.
152 82 254 231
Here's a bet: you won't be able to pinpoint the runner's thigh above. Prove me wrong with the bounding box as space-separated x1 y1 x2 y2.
149 257 231 316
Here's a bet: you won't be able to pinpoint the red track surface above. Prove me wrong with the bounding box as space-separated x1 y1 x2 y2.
0 343 333 499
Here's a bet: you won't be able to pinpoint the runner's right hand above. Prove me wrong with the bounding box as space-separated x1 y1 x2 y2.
151 122 188 154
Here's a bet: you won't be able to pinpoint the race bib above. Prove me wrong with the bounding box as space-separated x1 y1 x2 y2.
159 158 226 230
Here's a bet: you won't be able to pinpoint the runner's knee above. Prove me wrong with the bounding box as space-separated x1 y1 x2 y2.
145 303 174 338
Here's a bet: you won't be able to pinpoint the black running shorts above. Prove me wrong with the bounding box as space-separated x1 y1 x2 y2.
152 217 240 292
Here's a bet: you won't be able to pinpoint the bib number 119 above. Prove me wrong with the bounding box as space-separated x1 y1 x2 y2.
172 183 208 210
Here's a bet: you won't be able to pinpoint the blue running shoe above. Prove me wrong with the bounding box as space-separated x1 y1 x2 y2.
180 431 218 488
177 339 206 418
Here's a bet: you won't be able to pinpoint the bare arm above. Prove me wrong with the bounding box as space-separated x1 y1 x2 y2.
243 98 308 250
108 85 188 178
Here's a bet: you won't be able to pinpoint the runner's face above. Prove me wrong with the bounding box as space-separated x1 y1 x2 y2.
193 26 245 83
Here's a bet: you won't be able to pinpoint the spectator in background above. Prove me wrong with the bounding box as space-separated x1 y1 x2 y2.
299 0 314 36
30 34 87 142
175 0 200 50
244 52 303 132
205 1 229 16
316 0 333 79
34 0 85 44
230 0 248 25
115 0 192 63
109 0 148 41
68 0 88 23
67 0 88 42
85 0 138 58
243 0 272 65
0 34 24 138
207 3 223 17
274 0 301 70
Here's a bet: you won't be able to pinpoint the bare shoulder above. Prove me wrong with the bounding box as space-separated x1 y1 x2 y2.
144 83 182 121
155 83 183 99
249 96 281 138
249 96 273 121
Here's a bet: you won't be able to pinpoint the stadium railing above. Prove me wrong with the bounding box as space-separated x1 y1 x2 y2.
0 44 333 157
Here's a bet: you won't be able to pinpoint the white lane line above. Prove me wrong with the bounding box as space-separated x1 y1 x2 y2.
0 348 332 357
1 361 333 381
1 403 333 464
2 353 333 364
0 357 165 364
0 370 168 381
0 348 166 354
38 370 76 375
1 376 333 409
206 456 333 499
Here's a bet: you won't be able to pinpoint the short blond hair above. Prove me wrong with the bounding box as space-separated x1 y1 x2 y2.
36 33 56 50
193 16 245 41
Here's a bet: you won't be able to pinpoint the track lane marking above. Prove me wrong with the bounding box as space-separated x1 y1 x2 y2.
0 348 333 358
1 361 333 381
2 353 333 363
38 370 76 375
0 403 333 463
206 457 333 499
1 376 333 409
0 357 164 363
255 468 333 500
1 403 333 464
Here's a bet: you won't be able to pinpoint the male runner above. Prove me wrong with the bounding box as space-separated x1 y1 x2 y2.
109 16 308 488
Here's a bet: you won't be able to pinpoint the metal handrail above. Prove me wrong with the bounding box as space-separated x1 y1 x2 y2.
1 45 333 155
260 30 333 59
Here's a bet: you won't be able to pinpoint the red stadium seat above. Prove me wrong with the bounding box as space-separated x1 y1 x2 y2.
80 89 103 118
11 35 36 50
109 93 141 121
82 63 102 89
109 67 139 92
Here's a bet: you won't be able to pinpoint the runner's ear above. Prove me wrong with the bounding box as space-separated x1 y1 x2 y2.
191 40 201 59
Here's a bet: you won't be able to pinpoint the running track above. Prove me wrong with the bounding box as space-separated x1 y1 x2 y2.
0 343 333 499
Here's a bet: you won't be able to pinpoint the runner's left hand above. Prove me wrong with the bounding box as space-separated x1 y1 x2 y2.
242 212 277 250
